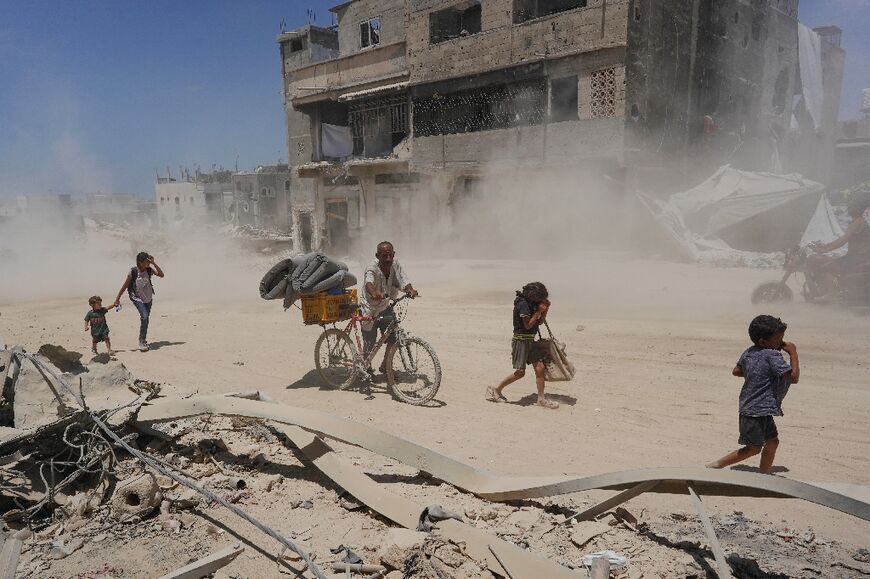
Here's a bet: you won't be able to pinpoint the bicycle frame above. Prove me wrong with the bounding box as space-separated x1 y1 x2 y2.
334 296 412 375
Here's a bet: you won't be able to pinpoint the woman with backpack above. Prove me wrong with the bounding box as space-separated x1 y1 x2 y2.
112 252 164 351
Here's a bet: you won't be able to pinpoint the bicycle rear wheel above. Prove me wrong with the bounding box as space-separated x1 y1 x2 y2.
386 336 441 405
315 328 359 390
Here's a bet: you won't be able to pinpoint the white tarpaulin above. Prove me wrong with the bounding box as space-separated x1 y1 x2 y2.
639 166 828 265
321 123 353 159
667 167 823 238
798 23 824 129
800 194 844 247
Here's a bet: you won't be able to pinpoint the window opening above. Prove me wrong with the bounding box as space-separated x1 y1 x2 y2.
290 39 304 52
360 17 381 48
590 68 617 118
430 1 482 44
414 79 547 136
550 76 578 122
348 94 408 157
514 0 586 24
375 173 421 184
322 175 359 186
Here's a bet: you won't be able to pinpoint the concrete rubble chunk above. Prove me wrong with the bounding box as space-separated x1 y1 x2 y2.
36 345 86 374
156 543 244 579
378 528 427 570
111 473 162 518
570 520 614 548
504 508 540 531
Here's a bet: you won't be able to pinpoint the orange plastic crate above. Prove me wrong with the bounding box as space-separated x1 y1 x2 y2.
300 288 358 325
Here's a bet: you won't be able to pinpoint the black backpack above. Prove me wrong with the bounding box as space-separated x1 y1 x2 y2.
127 267 154 300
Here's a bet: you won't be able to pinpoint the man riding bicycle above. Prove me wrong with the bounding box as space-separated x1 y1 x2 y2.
361 241 419 373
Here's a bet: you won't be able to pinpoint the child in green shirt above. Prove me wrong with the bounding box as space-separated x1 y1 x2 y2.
85 296 113 355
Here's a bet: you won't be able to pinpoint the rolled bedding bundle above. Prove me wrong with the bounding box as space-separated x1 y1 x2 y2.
259 252 357 309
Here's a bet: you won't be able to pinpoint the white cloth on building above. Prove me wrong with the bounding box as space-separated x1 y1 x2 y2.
321 123 354 159
798 23 824 129
359 259 410 330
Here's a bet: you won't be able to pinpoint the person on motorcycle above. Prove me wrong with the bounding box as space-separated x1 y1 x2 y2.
806 193 870 300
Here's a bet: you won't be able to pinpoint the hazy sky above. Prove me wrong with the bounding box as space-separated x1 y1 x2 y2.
1 0 868 198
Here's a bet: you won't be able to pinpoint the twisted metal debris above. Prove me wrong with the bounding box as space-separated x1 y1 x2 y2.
8 351 327 579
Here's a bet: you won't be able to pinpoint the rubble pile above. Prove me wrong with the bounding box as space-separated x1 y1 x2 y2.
1 346 867 578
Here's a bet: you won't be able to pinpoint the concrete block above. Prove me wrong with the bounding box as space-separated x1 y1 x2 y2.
378 528 427 570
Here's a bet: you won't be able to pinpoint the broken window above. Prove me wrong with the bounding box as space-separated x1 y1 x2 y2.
513 0 586 24
375 173 421 184
348 94 408 157
430 1 482 44
290 38 304 53
550 76 578 122
590 68 617 118
414 80 547 136
322 175 359 186
360 17 380 49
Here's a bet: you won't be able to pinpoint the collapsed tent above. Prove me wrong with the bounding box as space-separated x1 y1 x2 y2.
259 251 357 309
639 166 843 262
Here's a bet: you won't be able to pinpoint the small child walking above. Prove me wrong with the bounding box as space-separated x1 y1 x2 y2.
486 282 559 409
85 296 113 355
707 315 800 474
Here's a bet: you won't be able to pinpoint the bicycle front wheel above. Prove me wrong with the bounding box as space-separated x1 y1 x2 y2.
386 336 441 405
315 328 359 390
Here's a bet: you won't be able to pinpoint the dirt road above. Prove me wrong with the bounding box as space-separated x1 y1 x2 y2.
2 253 869 548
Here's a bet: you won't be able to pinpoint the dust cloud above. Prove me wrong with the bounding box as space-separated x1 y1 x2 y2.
0 210 261 306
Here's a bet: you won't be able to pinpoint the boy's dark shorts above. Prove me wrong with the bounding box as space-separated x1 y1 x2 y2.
511 339 546 370
738 415 778 447
91 330 110 344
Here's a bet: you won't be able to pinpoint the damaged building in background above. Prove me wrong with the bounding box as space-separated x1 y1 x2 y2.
231 165 293 232
278 0 845 252
155 169 235 227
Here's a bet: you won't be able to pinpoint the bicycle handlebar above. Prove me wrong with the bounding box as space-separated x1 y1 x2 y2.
389 293 417 307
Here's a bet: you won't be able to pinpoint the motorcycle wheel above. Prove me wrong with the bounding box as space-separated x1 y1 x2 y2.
751 282 793 304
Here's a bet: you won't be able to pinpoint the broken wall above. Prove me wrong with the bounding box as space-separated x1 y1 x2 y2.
624 0 805 194
407 0 628 84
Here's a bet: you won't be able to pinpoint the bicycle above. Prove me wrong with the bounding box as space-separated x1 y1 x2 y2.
313 294 441 405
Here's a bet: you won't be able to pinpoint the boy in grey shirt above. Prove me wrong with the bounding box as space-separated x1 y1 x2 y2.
707 315 800 474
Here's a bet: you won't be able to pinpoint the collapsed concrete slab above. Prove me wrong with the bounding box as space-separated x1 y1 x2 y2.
137 395 870 521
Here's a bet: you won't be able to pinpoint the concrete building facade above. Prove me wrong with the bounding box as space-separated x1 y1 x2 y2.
278 0 846 251
155 172 233 226
231 165 292 232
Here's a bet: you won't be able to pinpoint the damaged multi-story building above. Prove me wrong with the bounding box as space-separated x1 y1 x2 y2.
278 0 845 251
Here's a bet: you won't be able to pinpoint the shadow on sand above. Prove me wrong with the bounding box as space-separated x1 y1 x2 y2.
513 393 578 407
730 464 790 474
287 369 446 407
148 341 186 351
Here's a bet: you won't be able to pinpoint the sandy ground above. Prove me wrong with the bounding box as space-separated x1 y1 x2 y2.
2 251 870 575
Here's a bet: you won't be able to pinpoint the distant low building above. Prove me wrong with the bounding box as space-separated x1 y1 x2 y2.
80 192 156 226
155 170 233 226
